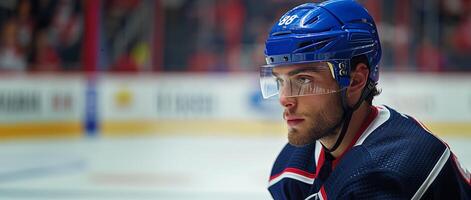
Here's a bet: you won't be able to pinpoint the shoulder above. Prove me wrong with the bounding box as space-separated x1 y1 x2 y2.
341 105 449 177
269 142 317 183
270 143 317 174
334 105 469 199
268 142 319 199
331 145 470 199
361 105 448 165
362 106 448 176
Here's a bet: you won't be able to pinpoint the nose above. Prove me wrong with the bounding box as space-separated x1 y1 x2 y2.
279 95 296 109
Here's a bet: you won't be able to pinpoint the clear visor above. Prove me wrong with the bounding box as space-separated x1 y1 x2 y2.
260 62 345 99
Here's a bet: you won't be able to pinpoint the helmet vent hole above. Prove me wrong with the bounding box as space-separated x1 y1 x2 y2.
350 33 373 43
272 31 292 36
303 16 319 26
299 41 314 49
295 38 334 53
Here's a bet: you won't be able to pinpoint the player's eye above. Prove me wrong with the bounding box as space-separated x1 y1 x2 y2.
295 76 312 85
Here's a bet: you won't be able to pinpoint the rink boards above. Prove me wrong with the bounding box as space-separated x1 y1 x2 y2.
0 72 470 138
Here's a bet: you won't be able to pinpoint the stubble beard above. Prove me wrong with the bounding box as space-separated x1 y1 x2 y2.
287 94 344 147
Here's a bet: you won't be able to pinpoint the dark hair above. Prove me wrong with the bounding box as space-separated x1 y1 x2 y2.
350 55 381 105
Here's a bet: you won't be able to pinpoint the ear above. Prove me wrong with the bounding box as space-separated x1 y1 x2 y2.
346 63 369 105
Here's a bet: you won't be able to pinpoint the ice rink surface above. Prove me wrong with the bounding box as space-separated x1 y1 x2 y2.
0 134 469 200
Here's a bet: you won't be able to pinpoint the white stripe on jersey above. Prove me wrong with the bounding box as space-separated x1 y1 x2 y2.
268 172 315 187
354 105 391 146
411 147 451 200
305 192 323 200
315 140 322 166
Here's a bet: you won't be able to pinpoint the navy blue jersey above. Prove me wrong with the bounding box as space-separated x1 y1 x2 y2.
268 106 471 200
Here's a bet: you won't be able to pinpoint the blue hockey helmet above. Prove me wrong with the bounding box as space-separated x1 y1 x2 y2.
261 0 381 99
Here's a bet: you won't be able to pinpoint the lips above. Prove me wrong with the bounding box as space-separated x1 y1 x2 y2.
287 119 304 126
284 115 305 127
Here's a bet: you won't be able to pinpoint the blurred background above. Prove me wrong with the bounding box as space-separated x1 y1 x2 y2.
0 0 470 199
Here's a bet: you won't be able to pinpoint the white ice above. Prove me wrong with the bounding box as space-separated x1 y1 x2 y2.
0 135 468 200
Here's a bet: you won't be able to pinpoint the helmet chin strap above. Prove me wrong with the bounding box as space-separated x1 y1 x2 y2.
322 81 375 153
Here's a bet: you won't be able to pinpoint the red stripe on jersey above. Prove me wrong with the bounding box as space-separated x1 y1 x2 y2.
411 117 433 134
410 116 453 149
451 153 471 186
314 149 325 179
320 186 328 200
269 167 316 181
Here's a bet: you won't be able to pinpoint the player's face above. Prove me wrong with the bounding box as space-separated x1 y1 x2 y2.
273 63 344 147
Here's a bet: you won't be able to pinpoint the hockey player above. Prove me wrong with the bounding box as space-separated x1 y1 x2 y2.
260 0 471 199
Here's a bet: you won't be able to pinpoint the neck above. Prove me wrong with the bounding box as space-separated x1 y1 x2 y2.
320 103 372 158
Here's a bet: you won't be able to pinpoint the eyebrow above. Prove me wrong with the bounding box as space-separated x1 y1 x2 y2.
273 66 327 77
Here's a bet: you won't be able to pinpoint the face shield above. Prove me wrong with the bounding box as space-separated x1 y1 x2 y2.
260 61 348 99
